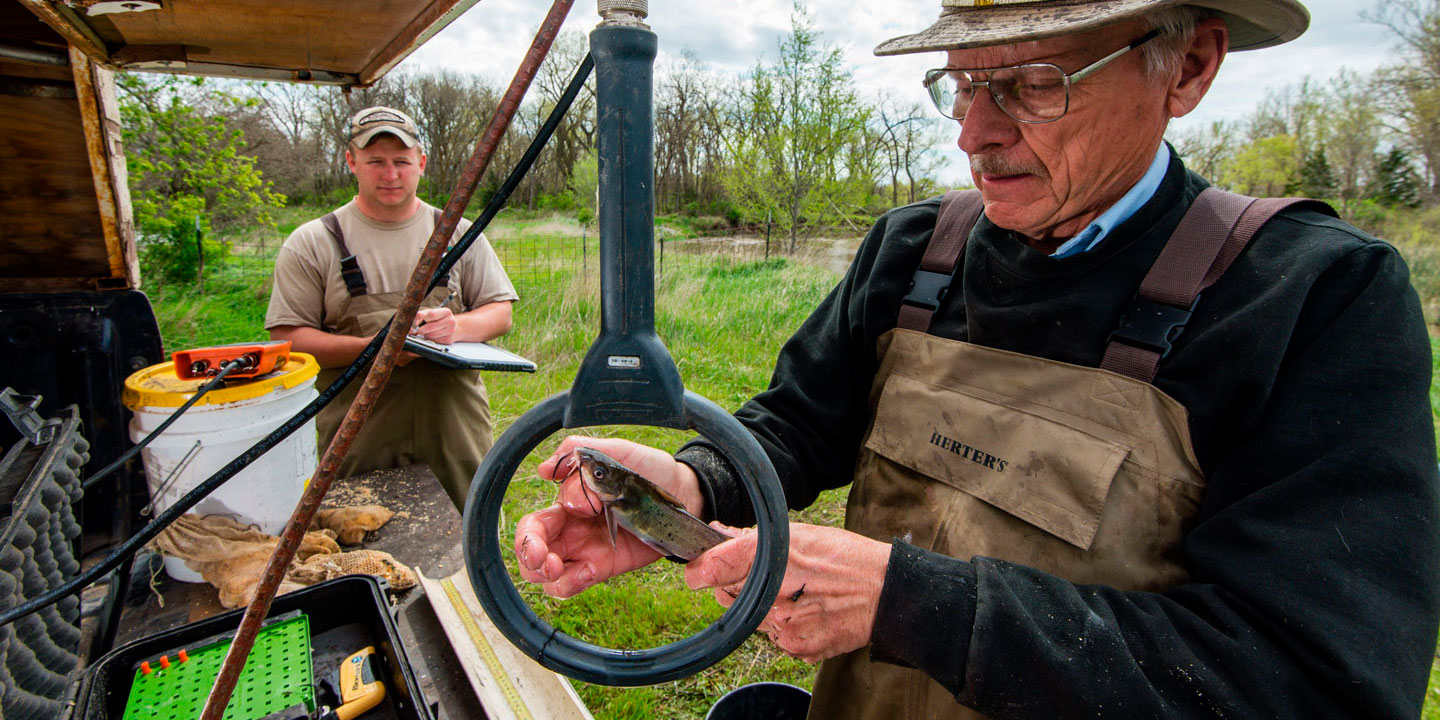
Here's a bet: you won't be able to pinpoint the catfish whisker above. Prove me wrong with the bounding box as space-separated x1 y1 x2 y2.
571 452 602 515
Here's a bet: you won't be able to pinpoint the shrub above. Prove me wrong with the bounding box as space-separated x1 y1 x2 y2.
536 191 577 212
137 195 230 285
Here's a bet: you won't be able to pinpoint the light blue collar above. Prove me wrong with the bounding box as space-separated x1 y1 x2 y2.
1050 143 1170 259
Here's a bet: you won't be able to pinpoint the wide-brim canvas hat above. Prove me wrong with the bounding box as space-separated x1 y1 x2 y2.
348 106 421 148
875 0 1310 56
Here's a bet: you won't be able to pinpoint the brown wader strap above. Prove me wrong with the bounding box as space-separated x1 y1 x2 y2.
431 207 452 290
896 190 985 332
320 207 453 299
1101 189 1338 382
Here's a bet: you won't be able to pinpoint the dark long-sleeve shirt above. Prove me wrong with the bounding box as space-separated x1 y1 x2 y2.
677 155 1440 717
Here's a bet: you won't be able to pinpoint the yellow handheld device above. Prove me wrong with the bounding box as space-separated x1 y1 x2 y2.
316 646 386 720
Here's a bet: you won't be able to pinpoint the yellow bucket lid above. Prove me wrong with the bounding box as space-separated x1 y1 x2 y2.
123 352 321 409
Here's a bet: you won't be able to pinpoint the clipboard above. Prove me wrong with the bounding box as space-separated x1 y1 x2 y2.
404 336 537 372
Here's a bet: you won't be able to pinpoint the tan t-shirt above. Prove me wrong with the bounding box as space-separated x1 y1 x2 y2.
265 199 518 332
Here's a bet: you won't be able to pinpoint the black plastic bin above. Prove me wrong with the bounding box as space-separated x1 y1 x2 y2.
70 575 432 720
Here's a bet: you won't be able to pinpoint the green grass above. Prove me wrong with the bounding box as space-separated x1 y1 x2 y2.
145 268 274 354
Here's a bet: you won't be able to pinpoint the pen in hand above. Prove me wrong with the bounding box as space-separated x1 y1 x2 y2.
411 289 457 336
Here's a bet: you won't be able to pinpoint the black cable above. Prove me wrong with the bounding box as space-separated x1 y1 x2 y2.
0 53 596 628
83 360 243 490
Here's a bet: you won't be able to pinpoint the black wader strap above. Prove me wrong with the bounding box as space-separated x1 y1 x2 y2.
321 212 368 297
897 190 985 332
321 207 455 298
1102 189 1338 382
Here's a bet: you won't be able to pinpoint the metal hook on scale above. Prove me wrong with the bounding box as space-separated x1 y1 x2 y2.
462 0 790 686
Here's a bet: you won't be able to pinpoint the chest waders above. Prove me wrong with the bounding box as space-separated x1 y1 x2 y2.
808 189 1333 719
314 208 494 508
461 0 790 686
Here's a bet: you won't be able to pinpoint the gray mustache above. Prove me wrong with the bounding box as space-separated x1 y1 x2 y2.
971 155 1047 179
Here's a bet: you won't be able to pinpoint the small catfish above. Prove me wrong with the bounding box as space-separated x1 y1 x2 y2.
572 447 730 562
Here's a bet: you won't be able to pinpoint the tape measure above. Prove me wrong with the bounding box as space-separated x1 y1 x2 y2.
438 576 534 720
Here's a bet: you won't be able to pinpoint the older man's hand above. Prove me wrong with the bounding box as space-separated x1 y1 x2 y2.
685 523 890 663
514 436 706 598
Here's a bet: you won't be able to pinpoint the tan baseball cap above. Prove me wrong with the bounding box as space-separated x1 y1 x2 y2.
348 106 421 148
874 0 1310 56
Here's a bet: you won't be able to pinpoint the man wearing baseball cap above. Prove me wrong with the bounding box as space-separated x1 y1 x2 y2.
515 2 1440 717
265 106 518 507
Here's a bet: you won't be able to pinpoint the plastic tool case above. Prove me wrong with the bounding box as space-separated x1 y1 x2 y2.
0 404 88 719
70 575 432 720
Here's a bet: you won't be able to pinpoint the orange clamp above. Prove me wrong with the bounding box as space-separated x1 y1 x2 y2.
172 341 293 380
159 655 171 669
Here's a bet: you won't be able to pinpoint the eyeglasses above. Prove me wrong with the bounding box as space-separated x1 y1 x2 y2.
922 28 1162 124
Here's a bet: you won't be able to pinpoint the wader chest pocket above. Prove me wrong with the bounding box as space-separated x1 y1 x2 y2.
865 373 1130 550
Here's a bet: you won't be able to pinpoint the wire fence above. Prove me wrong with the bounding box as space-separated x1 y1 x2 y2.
222 238 282 287
215 228 804 295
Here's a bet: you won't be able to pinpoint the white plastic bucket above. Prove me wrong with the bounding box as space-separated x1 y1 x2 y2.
123 353 321 582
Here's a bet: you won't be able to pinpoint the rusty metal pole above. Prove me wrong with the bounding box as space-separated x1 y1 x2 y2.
197 2 577 717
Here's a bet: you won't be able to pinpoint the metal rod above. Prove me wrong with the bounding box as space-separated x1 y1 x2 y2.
0 41 70 66
197 2 577 717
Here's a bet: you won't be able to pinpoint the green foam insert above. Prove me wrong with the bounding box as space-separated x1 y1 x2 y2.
122 613 315 720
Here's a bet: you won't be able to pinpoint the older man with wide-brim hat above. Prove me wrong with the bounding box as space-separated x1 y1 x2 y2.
513 2 1440 717
872 0 1311 252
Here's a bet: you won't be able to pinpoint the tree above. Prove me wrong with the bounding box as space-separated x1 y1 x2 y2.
875 97 946 206
721 1 872 250
1366 0 1440 81
120 74 285 230
237 81 329 201
1370 146 1424 207
405 69 496 203
1367 0 1440 202
118 74 286 283
1246 79 1326 151
1381 69 1440 202
1167 120 1239 184
1221 134 1299 197
1323 70 1383 213
655 51 731 214
1296 148 1339 199
519 32 596 209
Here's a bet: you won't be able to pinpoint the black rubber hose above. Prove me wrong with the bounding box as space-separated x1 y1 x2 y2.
82 359 243 490
0 53 596 628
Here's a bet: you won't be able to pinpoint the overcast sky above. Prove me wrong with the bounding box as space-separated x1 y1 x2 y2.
408 0 1404 185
